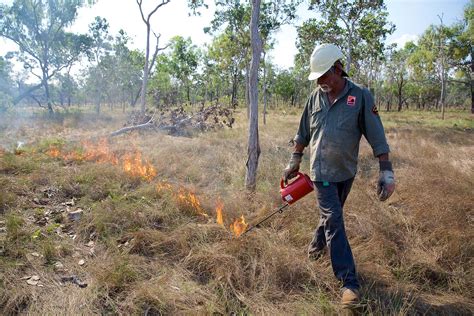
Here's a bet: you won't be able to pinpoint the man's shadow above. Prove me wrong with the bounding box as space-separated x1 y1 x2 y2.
349 273 473 315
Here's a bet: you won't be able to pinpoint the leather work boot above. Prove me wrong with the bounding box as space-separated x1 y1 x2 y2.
341 288 360 308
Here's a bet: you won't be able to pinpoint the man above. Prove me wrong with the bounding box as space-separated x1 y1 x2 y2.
282 43 395 308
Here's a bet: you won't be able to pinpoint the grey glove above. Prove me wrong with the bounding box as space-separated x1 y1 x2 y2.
377 161 395 201
283 152 303 184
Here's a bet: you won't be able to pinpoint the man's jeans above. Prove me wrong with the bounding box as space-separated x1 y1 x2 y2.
308 178 360 290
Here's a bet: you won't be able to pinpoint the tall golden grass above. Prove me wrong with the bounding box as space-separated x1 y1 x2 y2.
0 108 473 314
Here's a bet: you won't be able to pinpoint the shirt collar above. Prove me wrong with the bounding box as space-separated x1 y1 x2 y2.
335 78 352 101
320 79 353 107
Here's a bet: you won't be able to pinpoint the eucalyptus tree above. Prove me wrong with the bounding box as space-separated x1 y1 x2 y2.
148 54 175 107
136 0 170 114
274 69 298 106
449 0 473 113
412 23 459 115
208 0 300 117
112 31 145 108
87 16 112 113
200 44 227 104
406 41 440 110
167 36 200 104
206 1 251 108
385 43 416 111
0 56 14 111
135 0 206 113
245 0 262 191
0 0 93 114
259 0 300 123
206 31 247 107
296 0 394 81
54 72 78 107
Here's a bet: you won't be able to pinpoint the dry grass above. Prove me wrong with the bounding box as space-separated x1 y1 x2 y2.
0 107 473 315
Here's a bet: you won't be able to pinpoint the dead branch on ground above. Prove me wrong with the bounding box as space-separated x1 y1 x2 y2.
110 104 235 137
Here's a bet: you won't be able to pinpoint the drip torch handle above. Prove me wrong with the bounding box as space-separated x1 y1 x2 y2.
280 172 304 189
241 203 289 236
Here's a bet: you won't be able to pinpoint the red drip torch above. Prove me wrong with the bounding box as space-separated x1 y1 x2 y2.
242 172 314 236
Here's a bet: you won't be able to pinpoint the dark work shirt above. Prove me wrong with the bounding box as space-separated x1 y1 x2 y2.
294 79 390 182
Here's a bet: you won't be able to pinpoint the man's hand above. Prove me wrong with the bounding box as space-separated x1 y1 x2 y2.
377 161 395 201
283 152 303 185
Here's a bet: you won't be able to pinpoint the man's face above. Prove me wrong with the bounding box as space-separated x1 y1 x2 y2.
317 67 338 93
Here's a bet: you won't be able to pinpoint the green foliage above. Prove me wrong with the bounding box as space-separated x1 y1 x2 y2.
96 255 141 294
148 54 176 106
0 152 38 174
40 239 59 264
5 214 24 240
0 0 92 112
274 69 297 103
0 56 13 111
168 36 200 103
297 0 395 79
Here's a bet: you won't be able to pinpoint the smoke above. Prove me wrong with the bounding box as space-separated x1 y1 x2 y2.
0 106 31 152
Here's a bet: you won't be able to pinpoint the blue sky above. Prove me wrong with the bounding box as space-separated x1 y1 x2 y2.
271 0 469 67
385 0 468 46
0 0 470 70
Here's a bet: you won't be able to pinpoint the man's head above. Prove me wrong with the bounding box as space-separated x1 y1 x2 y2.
308 43 348 92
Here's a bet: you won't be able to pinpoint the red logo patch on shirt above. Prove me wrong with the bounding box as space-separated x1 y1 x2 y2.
347 95 356 106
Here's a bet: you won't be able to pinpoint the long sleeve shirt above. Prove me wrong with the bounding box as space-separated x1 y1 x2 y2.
294 79 390 182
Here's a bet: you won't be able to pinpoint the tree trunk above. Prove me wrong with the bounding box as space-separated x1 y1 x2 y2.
440 72 446 119
245 63 250 119
262 51 267 125
231 70 238 108
44 80 53 114
140 24 151 114
471 49 474 114
397 76 404 112
346 23 354 73
471 76 474 114
245 0 262 192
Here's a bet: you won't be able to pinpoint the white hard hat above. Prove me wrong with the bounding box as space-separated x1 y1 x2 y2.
308 43 347 81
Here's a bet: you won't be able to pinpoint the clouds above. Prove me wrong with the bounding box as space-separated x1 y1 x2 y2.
388 34 419 49
70 0 215 52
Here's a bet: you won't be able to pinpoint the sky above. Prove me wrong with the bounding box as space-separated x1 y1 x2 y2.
0 0 469 70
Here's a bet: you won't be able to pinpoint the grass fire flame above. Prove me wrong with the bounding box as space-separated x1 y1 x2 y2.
216 200 224 226
229 215 248 237
46 139 156 181
178 189 208 217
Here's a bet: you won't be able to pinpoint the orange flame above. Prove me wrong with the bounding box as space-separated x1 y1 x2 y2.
230 215 248 237
178 189 208 217
122 151 157 181
46 139 156 181
156 181 172 192
216 200 224 226
47 146 61 158
82 139 119 165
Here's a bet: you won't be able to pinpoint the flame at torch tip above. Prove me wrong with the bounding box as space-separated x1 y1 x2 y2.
230 215 248 237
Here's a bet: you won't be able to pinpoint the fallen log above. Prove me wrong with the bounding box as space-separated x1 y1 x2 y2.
111 104 235 137
109 121 155 137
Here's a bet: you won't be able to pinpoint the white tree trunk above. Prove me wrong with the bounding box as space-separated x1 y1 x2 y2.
245 0 262 192
263 51 267 125
137 0 170 114
140 25 151 114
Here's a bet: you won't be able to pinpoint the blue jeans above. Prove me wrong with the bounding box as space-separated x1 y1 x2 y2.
308 178 359 290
